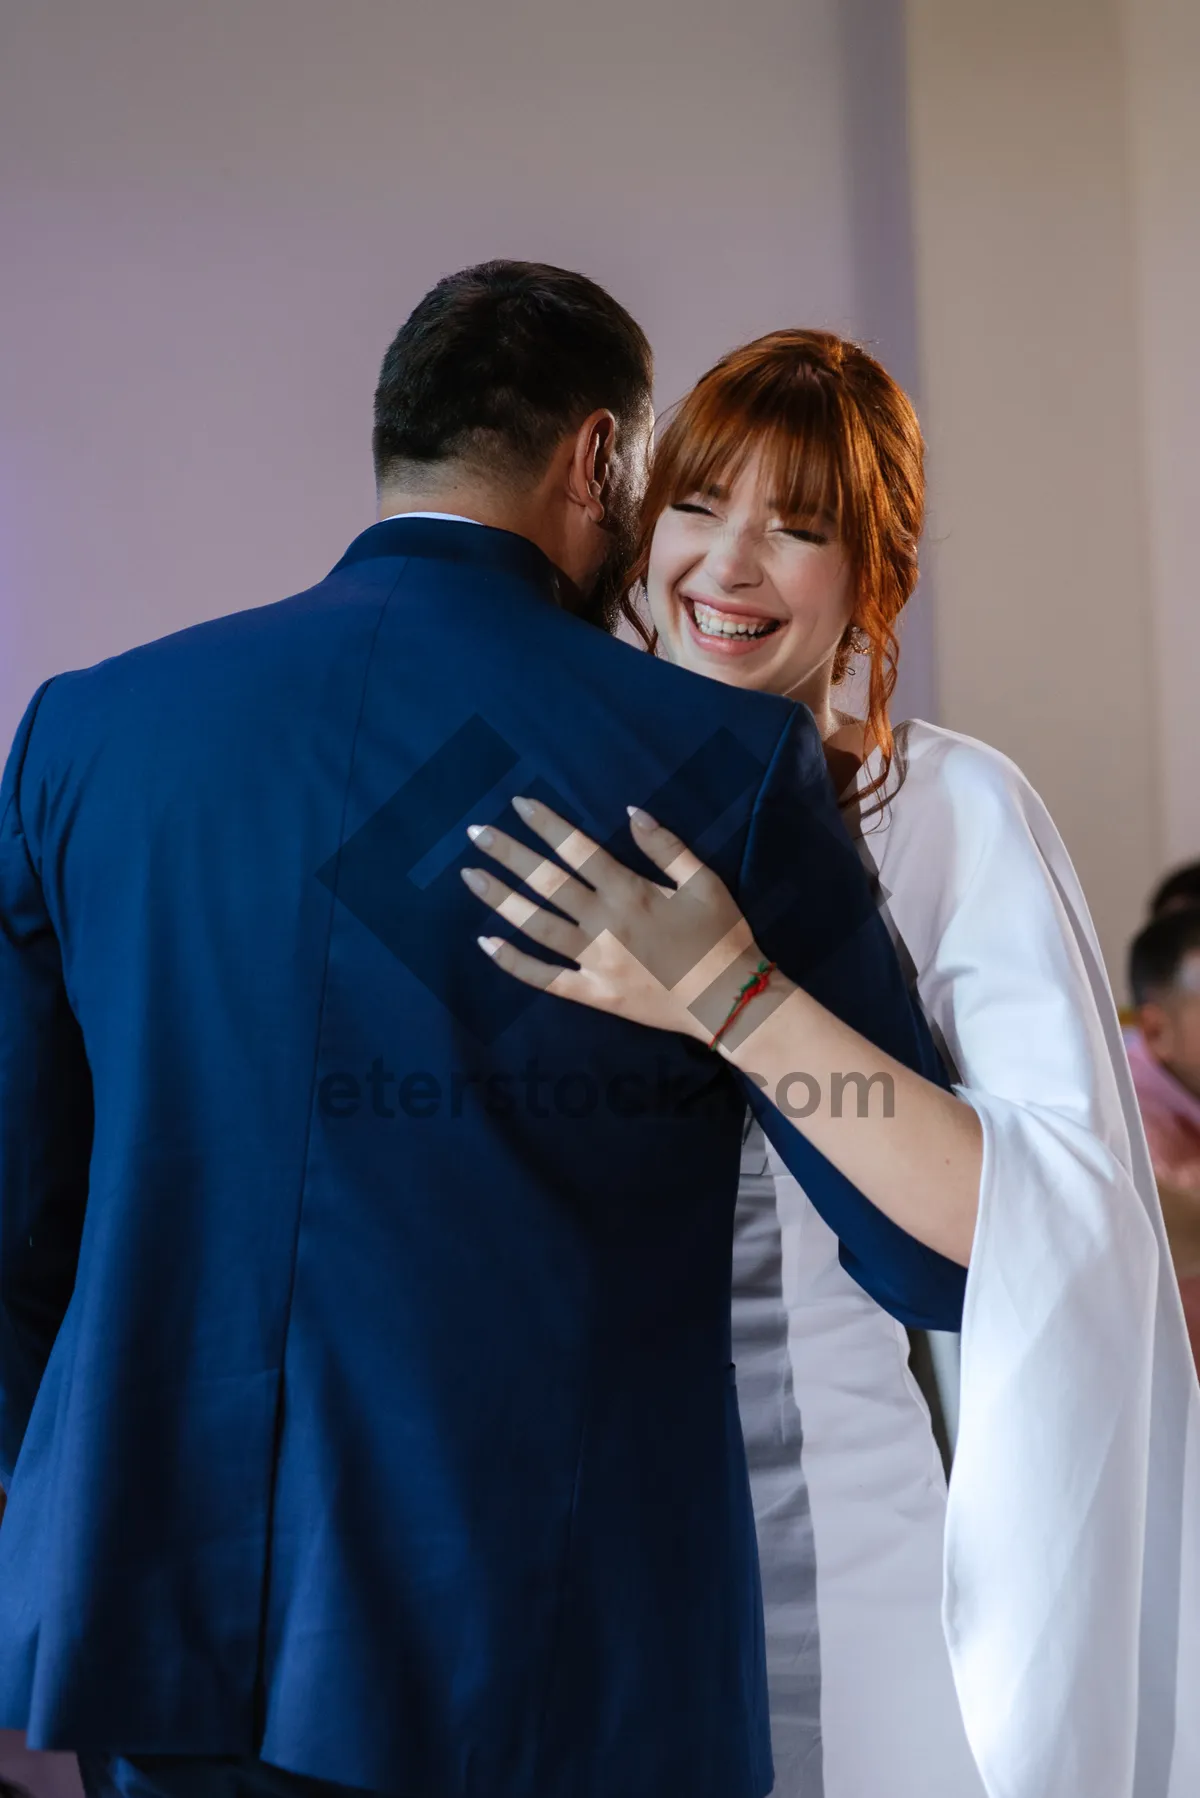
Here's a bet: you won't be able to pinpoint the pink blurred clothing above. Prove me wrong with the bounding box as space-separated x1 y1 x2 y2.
0 1732 82 1798
1126 1027 1200 1370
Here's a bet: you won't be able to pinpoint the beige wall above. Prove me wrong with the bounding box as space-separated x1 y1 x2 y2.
905 0 1198 993
1 0 935 748
1123 0 1200 869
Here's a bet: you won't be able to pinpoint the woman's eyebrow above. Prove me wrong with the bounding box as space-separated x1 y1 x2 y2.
769 502 836 527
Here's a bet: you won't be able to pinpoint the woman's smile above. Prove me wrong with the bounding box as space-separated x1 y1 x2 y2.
680 592 785 657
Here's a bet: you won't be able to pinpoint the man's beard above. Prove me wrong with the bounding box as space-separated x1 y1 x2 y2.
563 476 642 634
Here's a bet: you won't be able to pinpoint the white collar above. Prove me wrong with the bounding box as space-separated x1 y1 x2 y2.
379 511 485 527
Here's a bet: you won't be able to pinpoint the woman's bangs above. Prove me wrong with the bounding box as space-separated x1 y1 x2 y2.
664 383 846 535
754 410 845 536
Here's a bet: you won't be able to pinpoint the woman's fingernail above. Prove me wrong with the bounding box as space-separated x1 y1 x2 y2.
477 935 500 956
461 867 488 895
466 824 494 847
627 805 658 829
511 795 535 818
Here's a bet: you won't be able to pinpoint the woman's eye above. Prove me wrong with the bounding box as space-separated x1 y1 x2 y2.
671 502 714 518
779 527 828 544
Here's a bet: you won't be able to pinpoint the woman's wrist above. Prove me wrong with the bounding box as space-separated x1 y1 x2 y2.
694 949 800 1055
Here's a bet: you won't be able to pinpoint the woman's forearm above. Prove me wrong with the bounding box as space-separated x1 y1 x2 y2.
712 966 982 1265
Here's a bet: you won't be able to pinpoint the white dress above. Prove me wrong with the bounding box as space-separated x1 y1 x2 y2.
731 717 1200 1798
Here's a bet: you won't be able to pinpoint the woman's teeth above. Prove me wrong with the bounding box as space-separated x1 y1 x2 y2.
690 599 780 640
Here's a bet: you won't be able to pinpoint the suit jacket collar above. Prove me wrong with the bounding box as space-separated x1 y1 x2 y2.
331 517 562 605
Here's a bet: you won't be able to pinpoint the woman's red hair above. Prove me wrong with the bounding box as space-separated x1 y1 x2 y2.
619 329 925 812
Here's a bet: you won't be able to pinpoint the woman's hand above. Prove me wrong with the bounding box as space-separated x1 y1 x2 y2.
460 794 982 1264
460 795 768 1044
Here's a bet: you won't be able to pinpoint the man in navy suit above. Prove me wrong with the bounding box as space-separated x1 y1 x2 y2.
0 262 964 1798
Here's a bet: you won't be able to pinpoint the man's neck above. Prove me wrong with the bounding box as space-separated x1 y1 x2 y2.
377 479 537 539
376 482 582 612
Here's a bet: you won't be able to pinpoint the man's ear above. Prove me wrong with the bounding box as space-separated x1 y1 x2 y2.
566 409 617 523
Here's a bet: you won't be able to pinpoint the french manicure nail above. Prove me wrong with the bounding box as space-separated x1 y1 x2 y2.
466 824 493 846
460 868 488 895
627 805 658 829
477 936 500 955
511 795 534 818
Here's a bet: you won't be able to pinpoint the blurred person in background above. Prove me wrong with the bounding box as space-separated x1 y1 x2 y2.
1127 906 1200 1368
1150 860 1200 918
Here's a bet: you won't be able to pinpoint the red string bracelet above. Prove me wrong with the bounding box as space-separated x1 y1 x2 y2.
709 958 776 1049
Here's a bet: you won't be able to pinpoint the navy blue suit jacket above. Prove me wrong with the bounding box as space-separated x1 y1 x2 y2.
0 520 964 1798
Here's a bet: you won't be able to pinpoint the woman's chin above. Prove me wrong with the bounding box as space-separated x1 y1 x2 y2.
682 643 781 689
665 639 766 686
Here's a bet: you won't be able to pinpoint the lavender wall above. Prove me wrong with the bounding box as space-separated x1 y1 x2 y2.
0 0 930 753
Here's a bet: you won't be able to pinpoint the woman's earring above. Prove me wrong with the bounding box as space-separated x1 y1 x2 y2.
832 624 868 684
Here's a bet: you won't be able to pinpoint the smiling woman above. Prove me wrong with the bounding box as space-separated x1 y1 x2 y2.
464 327 1200 1798
621 329 923 811
648 461 851 672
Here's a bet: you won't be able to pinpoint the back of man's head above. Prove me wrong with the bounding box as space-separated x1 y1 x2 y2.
1130 907 1200 1010
373 261 653 494
1130 906 1200 1096
1151 861 1200 919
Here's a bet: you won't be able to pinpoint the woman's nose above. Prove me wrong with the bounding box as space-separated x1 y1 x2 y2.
704 529 764 591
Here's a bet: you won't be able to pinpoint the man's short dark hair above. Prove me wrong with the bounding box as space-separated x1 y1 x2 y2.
373 261 653 490
1129 907 1200 1006
1150 861 1200 917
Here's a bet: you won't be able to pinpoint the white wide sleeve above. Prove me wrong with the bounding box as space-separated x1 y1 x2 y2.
900 743 1200 1798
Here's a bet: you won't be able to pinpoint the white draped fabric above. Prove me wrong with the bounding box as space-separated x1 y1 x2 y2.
743 718 1200 1798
